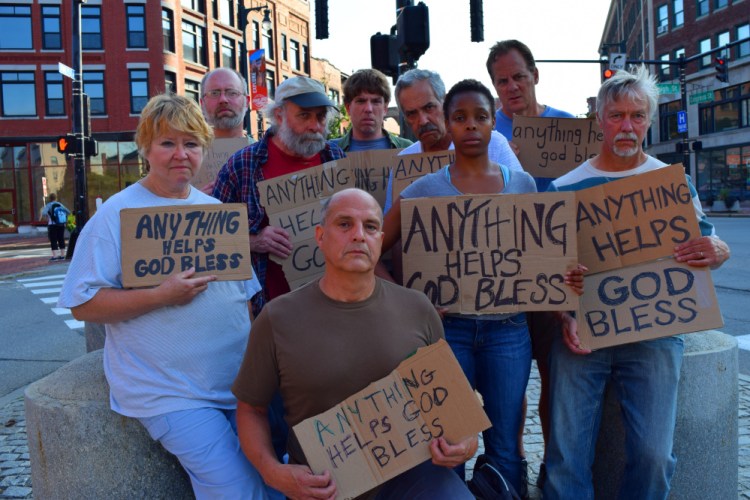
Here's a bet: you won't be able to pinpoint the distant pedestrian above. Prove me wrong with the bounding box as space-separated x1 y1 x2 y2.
40 193 70 261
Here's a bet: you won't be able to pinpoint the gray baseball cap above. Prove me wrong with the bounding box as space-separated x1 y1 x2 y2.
274 76 336 108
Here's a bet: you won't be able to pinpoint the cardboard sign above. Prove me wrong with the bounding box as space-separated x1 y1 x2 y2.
400 192 578 314
294 339 490 500
347 149 402 209
512 116 603 178
120 203 251 288
577 259 723 350
258 160 356 287
190 138 249 189
391 150 455 202
574 164 700 274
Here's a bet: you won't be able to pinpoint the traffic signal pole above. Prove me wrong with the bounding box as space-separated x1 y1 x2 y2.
67 0 89 258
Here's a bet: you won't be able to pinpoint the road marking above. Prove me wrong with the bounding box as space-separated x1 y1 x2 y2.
51 307 71 315
40 296 59 304
29 287 62 295
736 334 750 351
20 280 64 288
65 319 85 330
17 274 67 282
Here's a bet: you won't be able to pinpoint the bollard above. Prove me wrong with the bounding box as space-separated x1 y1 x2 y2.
592 330 738 499
25 350 193 500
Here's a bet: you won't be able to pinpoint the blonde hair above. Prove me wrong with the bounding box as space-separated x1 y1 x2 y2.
135 93 214 158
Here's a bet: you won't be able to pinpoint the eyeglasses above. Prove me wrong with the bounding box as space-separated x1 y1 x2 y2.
203 89 245 100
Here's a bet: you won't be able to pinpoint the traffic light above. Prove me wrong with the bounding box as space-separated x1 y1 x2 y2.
603 68 616 80
56 134 77 155
371 32 399 78
715 56 728 83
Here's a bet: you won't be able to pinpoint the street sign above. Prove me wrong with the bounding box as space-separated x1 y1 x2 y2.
657 83 680 95
609 53 626 70
677 111 687 134
58 62 74 80
689 90 714 105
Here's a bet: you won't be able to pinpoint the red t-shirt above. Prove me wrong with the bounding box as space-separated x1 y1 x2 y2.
261 137 323 301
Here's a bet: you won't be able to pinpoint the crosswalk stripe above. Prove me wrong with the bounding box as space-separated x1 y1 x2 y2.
30 287 62 295
17 274 67 282
21 280 64 288
65 319 85 330
736 334 750 351
51 307 71 316
40 297 59 304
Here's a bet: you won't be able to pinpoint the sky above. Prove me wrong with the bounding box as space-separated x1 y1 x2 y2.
309 1 612 117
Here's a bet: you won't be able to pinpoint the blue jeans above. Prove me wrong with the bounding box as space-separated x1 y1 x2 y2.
442 314 531 493
543 335 684 500
375 459 473 499
139 407 283 499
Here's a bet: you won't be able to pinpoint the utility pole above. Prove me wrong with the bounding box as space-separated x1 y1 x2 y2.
67 0 88 258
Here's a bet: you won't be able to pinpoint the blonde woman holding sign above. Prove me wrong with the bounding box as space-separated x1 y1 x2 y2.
58 94 278 499
381 79 583 496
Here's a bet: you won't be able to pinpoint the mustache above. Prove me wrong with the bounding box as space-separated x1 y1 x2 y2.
418 123 440 136
614 132 639 142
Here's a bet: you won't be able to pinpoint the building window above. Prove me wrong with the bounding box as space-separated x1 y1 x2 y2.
659 54 671 81
699 38 712 67
699 83 750 135
42 6 62 50
83 71 105 115
659 100 681 141
182 21 206 65
220 0 233 26
222 36 235 68
165 71 177 93
657 4 668 33
263 28 274 59
185 79 200 102
281 34 288 61
328 88 340 105
212 0 218 19
181 0 205 13
45 72 65 116
82 6 102 50
266 69 275 99
303 44 309 74
714 0 727 9
738 24 750 59
696 0 709 17
0 5 32 49
213 32 220 67
717 31 730 58
252 21 260 50
1 72 36 116
673 0 684 27
126 4 146 48
129 69 149 114
290 39 300 71
162 9 175 52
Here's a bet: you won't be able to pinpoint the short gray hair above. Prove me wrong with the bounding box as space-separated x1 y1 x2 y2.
596 65 658 122
200 68 248 96
394 69 446 111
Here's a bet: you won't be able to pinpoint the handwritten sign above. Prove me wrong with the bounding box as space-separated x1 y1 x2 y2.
391 150 455 203
190 138 249 189
294 339 490 500
577 259 723 350
258 160 355 287
574 164 700 274
512 116 603 178
346 149 401 209
400 193 578 314
120 203 251 288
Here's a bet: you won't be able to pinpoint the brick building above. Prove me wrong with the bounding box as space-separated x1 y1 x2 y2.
0 0 323 231
600 0 749 205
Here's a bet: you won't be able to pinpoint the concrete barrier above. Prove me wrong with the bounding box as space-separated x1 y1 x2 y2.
592 330 738 499
25 350 193 499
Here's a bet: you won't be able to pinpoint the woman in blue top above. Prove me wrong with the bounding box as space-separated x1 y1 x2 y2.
381 79 582 495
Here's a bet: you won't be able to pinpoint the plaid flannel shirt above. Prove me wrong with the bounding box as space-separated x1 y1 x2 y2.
212 129 346 316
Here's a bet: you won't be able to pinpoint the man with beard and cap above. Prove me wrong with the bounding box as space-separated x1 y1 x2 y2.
200 68 255 142
212 75 344 464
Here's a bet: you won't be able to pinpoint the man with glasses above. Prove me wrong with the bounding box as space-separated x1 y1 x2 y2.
200 68 255 142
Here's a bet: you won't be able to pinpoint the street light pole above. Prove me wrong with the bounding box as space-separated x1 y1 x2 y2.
238 2 270 139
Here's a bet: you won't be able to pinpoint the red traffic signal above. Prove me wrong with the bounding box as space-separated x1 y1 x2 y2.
603 68 616 80
715 57 728 83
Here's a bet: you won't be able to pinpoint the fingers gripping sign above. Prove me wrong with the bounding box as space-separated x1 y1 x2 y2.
251 226 293 259
157 267 217 306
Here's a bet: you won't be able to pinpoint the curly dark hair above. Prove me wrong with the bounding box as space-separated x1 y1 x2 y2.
443 79 495 119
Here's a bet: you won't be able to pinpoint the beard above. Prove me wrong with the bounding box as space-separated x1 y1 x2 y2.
612 132 641 158
277 120 327 158
210 109 244 130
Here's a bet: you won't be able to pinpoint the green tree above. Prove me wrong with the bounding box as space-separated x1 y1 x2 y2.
327 104 348 139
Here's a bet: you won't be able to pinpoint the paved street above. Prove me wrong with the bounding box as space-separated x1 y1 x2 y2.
0 217 749 498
